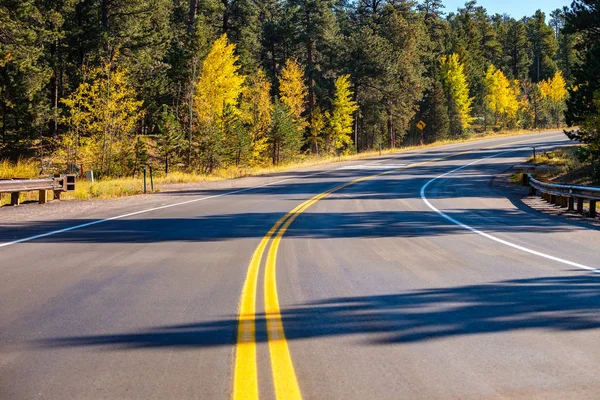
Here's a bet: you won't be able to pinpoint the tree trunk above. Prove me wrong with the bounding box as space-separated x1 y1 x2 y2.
2 100 6 144
222 0 229 33
353 86 359 152
387 108 394 148
101 0 109 31
306 32 315 136
188 0 198 33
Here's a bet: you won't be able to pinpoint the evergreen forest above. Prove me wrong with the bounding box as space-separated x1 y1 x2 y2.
1 0 596 177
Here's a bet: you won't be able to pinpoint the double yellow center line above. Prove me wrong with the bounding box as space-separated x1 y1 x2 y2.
233 175 370 400
232 136 547 400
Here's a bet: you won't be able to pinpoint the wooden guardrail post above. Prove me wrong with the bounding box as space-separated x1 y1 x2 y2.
577 198 584 213
10 192 19 206
568 197 574 211
39 190 47 204
589 201 596 218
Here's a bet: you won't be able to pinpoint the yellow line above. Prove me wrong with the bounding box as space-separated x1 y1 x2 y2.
234 134 551 399
233 205 306 400
263 182 358 400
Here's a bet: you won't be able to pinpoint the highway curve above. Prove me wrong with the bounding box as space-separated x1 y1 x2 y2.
2 131 600 399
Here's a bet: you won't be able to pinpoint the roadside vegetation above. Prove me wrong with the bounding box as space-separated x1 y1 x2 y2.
3 0 598 206
1 127 565 206
511 145 596 187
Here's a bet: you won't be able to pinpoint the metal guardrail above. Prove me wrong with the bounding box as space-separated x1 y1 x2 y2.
0 175 76 205
525 173 600 217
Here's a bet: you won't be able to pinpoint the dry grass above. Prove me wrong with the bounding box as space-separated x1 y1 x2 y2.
0 127 567 206
0 159 40 179
512 145 595 187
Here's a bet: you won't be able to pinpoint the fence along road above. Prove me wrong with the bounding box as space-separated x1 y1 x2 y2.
2 131 600 399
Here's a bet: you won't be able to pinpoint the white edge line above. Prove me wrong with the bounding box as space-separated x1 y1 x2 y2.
420 148 600 273
0 168 335 249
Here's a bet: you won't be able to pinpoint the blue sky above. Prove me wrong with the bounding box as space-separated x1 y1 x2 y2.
442 0 572 19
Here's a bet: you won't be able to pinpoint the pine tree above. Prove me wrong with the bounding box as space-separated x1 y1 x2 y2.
157 105 185 174
286 0 338 122
419 76 450 143
526 10 559 82
269 99 303 164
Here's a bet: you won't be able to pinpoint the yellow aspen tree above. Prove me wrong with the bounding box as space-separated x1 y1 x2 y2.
539 71 568 127
328 74 358 153
507 80 521 127
440 54 474 133
309 107 327 154
194 34 245 171
61 52 143 176
195 34 245 129
278 59 308 129
484 64 519 127
240 68 273 166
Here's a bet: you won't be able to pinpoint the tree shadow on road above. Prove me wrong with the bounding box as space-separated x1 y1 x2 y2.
38 274 600 350
0 206 588 244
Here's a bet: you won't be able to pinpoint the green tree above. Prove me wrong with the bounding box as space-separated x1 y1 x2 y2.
157 106 185 174
419 75 450 143
286 0 338 122
525 10 558 82
269 99 302 164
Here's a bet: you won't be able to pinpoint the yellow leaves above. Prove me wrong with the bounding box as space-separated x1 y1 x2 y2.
538 71 569 127
278 59 307 129
539 71 568 104
484 64 520 125
195 34 245 128
329 74 358 152
440 54 474 130
240 68 273 166
60 51 143 174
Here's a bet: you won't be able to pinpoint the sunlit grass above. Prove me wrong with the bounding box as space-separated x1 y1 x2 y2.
0 159 40 179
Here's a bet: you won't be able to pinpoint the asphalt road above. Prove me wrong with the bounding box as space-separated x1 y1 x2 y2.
2 131 600 399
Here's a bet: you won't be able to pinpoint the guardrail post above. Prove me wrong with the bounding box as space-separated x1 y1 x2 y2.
143 167 147 194
10 192 19 206
568 197 574 211
589 201 596 218
39 190 47 204
550 194 557 204
53 190 61 200
149 164 154 192
532 147 536 162
577 198 584 214
522 173 529 186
